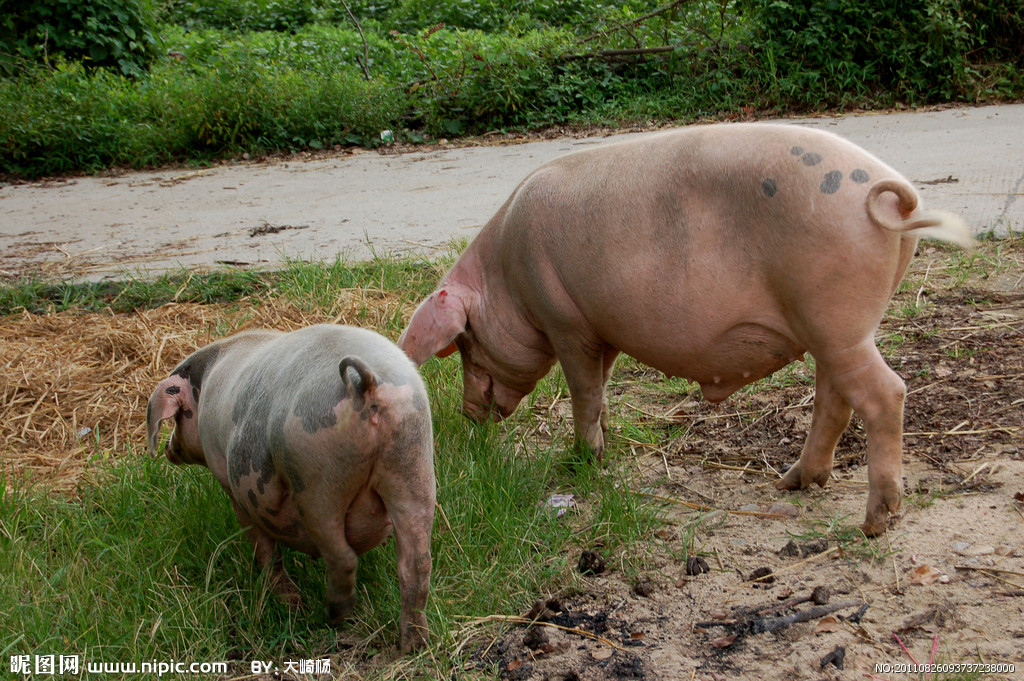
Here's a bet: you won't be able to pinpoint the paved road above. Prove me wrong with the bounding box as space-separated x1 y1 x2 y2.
2 103 1022 281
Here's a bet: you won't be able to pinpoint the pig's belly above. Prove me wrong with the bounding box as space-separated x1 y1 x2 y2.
244 482 392 557
343 485 393 556
627 322 806 402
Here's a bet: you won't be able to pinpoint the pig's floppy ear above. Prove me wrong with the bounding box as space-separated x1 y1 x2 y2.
398 286 472 366
145 376 190 456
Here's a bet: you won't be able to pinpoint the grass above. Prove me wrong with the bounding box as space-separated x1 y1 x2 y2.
785 513 901 564
0 255 664 680
0 393 663 678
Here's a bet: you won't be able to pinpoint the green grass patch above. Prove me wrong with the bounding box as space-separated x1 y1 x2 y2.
0 253 665 678
0 253 450 317
0 388 662 676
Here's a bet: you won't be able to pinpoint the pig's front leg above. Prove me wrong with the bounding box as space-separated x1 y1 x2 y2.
777 363 852 490
558 342 616 460
600 349 620 433
231 500 303 609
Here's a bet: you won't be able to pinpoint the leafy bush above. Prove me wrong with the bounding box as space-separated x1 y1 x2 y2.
739 0 1021 106
0 51 405 176
1 0 1022 177
161 0 345 32
0 0 161 77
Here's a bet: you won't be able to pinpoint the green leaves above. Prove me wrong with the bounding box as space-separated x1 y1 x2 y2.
0 0 161 77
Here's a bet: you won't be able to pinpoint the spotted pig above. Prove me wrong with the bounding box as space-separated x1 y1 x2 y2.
399 123 973 537
147 324 435 652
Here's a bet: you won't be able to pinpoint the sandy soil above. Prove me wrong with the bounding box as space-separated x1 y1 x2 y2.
454 246 1024 681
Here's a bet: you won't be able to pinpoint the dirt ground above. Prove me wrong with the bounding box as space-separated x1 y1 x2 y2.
459 245 1024 681
2 240 1022 680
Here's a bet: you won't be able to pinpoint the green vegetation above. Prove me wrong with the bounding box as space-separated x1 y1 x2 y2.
0 255 443 316
0 255 665 677
0 419 660 676
2 0 1022 177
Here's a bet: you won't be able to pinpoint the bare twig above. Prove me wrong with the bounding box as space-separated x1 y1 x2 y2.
751 600 863 634
580 0 692 43
561 46 676 62
339 0 372 80
697 599 863 635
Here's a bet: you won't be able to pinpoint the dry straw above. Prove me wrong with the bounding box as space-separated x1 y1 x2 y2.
1 288 407 494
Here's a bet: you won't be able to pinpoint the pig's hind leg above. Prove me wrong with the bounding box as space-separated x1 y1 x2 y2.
297 493 362 625
231 500 303 610
375 471 435 653
803 340 906 537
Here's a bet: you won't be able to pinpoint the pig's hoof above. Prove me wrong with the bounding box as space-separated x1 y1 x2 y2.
776 463 830 491
271 579 303 611
327 596 356 626
862 486 902 538
399 620 429 653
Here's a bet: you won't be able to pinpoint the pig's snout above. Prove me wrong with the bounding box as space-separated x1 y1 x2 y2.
461 398 514 423
164 435 185 465
461 371 525 422
461 374 504 422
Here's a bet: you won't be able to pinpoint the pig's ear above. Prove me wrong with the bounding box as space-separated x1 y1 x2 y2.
145 376 190 456
399 285 472 365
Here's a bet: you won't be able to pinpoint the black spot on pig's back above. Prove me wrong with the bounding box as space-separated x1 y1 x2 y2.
294 378 342 434
820 170 843 194
228 367 278 487
850 169 870 184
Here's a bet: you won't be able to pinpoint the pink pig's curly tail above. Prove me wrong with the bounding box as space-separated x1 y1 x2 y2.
866 180 974 248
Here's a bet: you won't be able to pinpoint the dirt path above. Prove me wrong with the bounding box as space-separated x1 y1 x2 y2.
2 104 1023 282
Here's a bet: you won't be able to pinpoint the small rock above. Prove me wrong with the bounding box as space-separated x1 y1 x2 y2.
820 646 846 670
779 540 801 557
634 579 656 598
952 541 971 554
965 544 995 556
524 597 563 622
748 566 775 584
578 550 606 576
686 556 710 576
702 509 726 524
523 626 549 651
994 545 1015 556
767 502 800 517
739 503 762 513
801 538 829 556
811 585 831 604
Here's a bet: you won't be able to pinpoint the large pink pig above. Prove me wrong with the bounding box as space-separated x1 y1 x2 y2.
399 123 972 536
